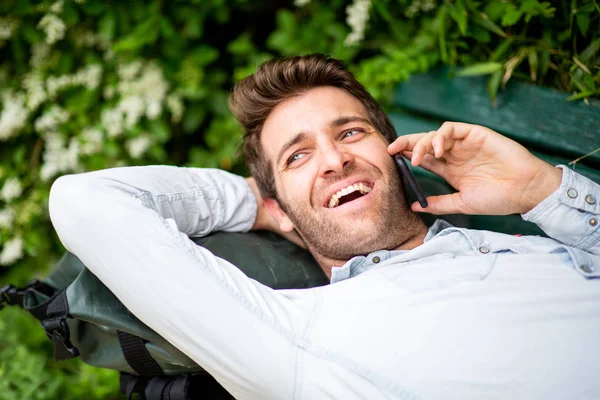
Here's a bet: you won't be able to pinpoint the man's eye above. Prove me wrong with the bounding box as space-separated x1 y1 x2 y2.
288 152 306 165
343 129 362 139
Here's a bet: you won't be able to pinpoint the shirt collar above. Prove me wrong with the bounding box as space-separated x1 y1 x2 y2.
329 219 453 284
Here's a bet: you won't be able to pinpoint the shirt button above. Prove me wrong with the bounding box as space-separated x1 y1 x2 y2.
567 188 578 199
585 195 596 205
590 218 598 227
581 265 596 273
479 246 490 254
372 256 381 263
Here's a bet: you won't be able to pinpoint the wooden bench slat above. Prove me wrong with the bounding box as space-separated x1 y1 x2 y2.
388 110 600 184
393 67 600 168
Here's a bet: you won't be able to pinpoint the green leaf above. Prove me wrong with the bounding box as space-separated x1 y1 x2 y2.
501 4 522 26
98 12 116 41
448 0 468 36
149 120 170 142
160 17 176 39
579 38 600 63
190 45 219 66
490 38 513 61
566 90 597 101
487 70 503 106
21 24 43 44
457 62 503 76
576 12 590 36
528 50 539 81
182 103 206 133
471 12 507 38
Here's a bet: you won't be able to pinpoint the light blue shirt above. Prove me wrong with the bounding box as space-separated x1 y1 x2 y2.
49 165 600 400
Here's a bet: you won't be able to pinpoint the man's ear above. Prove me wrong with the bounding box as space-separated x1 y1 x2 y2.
263 198 295 233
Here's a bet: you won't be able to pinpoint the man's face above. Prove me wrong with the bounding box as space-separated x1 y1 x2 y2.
261 86 412 260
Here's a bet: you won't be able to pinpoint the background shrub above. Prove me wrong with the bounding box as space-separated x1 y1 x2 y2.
0 0 598 397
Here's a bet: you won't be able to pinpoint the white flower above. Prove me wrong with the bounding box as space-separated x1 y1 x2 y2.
294 0 311 6
166 94 184 123
119 96 145 127
46 64 103 97
30 42 51 68
0 17 20 40
40 133 81 181
0 91 29 141
73 64 102 90
38 14 66 45
0 236 24 266
118 61 143 82
1 178 23 202
50 0 64 13
103 85 115 100
22 73 47 111
101 108 124 137
344 0 372 47
34 105 69 133
125 135 152 159
74 30 110 51
117 61 169 122
146 100 161 120
80 127 104 155
0 207 14 229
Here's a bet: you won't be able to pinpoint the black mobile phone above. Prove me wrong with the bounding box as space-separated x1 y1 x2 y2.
393 154 428 208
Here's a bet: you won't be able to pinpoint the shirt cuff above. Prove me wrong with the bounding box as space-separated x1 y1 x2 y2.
522 165 600 251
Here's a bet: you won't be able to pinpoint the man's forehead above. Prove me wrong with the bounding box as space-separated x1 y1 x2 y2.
260 87 370 161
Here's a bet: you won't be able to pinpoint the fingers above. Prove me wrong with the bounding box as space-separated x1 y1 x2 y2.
403 151 446 178
411 193 473 215
387 133 426 155
388 122 467 167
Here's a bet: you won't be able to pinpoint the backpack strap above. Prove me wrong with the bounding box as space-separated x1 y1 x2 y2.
1 281 80 360
0 280 56 316
42 288 80 360
117 330 164 377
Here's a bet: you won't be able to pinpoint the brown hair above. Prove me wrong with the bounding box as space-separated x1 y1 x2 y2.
229 54 397 200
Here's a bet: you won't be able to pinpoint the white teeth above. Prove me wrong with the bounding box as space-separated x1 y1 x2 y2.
328 195 339 208
327 182 373 208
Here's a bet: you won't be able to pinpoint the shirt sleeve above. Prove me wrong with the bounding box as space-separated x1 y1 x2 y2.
48 166 312 399
522 165 600 255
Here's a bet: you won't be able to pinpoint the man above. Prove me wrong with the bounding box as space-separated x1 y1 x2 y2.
49 54 600 399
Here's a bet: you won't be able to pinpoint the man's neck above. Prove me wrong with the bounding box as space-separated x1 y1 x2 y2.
312 222 429 279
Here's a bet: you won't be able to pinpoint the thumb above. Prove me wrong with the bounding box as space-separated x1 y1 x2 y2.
411 193 469 215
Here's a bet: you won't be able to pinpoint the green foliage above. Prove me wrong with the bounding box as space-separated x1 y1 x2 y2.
0 307 120 400
0 0 598 397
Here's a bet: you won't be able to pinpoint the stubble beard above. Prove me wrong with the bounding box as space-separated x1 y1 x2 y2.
280 161 421 260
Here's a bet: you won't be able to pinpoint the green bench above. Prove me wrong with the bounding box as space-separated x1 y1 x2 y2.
388 66 600 236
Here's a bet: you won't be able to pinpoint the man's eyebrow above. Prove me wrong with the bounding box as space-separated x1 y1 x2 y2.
329 115 373 129
276 131 309 166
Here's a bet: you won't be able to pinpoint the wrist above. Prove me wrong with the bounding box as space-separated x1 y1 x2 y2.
520 165 563 213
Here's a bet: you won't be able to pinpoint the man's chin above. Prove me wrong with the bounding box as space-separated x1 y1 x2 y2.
305 223 389 260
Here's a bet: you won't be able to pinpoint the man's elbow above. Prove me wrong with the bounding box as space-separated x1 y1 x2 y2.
49 174 103 247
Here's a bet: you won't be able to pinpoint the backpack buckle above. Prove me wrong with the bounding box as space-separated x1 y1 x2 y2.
43 317 80 360
0 280 55 311
0 284 18 310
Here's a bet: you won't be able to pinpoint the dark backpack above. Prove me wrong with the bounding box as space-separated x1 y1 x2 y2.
0 231 327 399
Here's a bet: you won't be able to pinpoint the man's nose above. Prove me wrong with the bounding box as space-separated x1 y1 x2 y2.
317 142 353 176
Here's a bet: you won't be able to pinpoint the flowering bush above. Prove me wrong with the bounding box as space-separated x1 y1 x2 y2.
0 0 598 397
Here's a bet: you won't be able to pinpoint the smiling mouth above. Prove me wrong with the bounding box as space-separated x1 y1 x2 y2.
327 182 373 208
